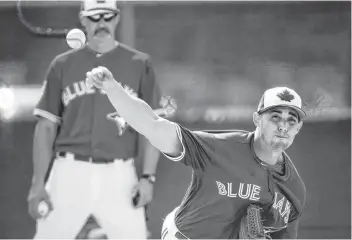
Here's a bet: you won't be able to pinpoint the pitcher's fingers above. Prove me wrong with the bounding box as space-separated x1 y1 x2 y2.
91 68 103 79
97 66 108 72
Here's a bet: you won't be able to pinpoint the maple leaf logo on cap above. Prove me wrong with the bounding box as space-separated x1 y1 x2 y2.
277 89 295 102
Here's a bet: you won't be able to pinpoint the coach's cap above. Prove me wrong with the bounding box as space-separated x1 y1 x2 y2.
81 0 120 17
257 87 306 120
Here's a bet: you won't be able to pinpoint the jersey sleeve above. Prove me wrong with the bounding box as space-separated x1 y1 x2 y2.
33 57 63 124
138 56 162 110
162 123 216 170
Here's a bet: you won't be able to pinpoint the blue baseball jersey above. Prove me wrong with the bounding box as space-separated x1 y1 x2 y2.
164 124 306 239
34 43 161 159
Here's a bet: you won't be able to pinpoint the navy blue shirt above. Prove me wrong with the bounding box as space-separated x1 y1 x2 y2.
164 124 306 239
34 43 161 159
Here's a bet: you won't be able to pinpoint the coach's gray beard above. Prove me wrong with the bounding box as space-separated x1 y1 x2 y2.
270 140 288 151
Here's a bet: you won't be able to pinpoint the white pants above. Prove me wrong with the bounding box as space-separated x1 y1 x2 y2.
161 207 189 240
34 153 147 239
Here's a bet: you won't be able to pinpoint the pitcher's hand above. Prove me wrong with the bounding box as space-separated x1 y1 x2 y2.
86 66 115 90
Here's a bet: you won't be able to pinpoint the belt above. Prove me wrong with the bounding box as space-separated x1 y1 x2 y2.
57 152 117 164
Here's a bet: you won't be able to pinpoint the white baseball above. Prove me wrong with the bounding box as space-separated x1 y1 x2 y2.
37 201 49 217
66 28 86 49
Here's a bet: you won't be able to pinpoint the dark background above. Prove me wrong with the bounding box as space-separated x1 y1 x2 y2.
0 1 350 239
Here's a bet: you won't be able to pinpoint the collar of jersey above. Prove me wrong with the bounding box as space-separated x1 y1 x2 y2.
84 41 120 57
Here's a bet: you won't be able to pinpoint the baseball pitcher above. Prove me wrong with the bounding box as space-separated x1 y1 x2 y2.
86 65 308 239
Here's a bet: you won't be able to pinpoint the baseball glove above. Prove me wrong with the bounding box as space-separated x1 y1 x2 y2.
239 204 270 239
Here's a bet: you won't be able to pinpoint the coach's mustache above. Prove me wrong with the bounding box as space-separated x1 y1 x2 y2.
94 27 110 35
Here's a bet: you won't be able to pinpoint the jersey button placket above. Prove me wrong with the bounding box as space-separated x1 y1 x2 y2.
90 56 100 156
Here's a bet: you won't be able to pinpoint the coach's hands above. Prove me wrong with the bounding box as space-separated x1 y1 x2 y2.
28 183 53 220
86 66 116 90
132 178 154 208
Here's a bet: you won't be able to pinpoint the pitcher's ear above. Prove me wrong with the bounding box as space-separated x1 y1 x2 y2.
253 112 260 127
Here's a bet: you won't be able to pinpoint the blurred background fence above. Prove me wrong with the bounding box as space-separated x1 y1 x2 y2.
0 1 350 239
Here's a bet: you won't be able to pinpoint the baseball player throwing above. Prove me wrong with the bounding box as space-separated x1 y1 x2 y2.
27 0 162 238
86 66 307 239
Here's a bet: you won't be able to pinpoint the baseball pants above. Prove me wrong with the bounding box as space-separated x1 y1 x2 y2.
161 207 189 240
34 152 147 239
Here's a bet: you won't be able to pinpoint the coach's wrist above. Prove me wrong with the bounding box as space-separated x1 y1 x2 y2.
31 177 45 187
141 174 156 184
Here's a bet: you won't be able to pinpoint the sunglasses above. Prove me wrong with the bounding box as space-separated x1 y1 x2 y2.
87 12 118 22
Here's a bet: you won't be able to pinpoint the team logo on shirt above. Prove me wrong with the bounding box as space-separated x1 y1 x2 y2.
106 84 137 136
216 181 262 201
271 192 291 224
156 96 177 117
259 192 292 235
60 79 176 135
61 80 103 106
216 181 293 232
61 80 138 107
